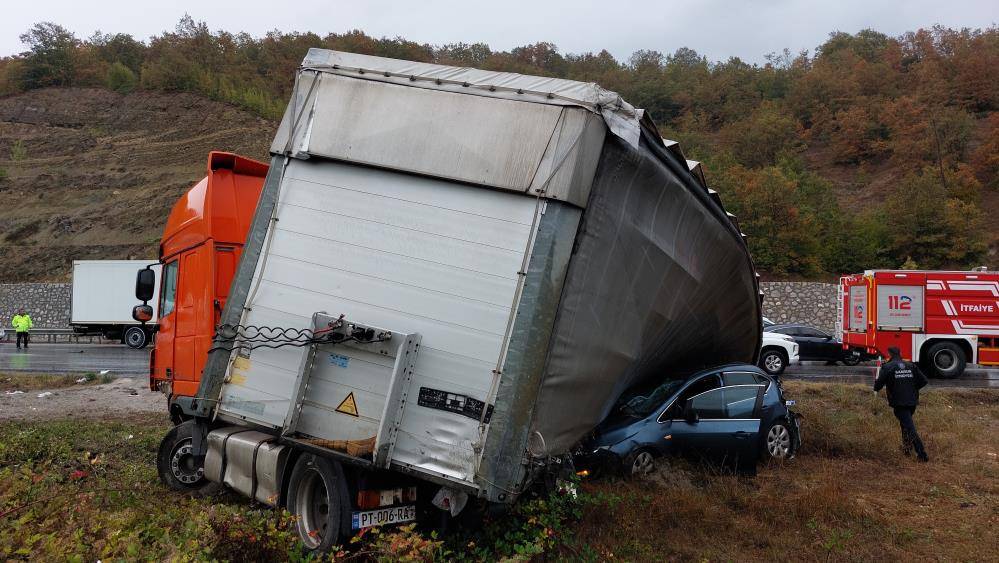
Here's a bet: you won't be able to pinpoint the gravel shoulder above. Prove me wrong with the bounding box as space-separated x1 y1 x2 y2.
0 376 163 421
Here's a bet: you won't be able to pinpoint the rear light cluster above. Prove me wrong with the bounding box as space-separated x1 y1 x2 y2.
357 486 418 509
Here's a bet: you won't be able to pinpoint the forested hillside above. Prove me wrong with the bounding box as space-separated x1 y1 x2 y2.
1 18 997 279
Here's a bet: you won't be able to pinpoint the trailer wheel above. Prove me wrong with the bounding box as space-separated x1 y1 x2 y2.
287 453 351 553
156 421 219 495
925 342 966 379
759 348 788 376
124 327 148 349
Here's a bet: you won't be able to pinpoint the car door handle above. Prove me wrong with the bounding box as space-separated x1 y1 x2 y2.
734 431 752 439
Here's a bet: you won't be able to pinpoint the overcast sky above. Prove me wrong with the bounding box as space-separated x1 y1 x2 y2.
3 0 996 63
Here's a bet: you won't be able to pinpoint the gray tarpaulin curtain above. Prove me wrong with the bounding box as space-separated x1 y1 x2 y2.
529 124 762 453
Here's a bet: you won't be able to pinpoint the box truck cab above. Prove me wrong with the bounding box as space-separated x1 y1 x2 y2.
136 152 268 410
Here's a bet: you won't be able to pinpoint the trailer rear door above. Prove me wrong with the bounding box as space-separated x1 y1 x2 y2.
216 158 540 484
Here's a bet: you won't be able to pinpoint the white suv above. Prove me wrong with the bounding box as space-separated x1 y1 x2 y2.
759 322 799 376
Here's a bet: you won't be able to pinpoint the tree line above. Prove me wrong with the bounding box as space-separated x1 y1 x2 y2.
1 18 996 278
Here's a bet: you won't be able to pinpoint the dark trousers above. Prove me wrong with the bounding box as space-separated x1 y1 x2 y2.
893 406 926 458
16 332 29 348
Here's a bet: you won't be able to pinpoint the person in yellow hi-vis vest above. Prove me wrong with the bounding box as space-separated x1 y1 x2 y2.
12 309 33 349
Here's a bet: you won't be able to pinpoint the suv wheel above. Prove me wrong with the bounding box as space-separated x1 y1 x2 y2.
759 349 787 376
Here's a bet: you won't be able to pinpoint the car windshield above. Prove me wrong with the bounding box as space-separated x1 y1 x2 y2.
619 378 688 418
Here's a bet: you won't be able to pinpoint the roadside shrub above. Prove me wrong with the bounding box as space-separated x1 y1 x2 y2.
106 61 137 93
10 140 27 162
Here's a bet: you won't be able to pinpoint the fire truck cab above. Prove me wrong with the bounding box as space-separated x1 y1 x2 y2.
839 269 999 378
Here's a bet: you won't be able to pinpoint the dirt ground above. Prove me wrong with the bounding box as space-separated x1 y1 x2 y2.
0 87 277 282
0 375 163 421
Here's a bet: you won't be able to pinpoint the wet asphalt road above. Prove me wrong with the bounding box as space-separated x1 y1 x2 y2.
0 343 149 376
1 344 998 388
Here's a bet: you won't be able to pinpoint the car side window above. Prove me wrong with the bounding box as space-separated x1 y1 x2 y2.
723 372 759 386
661 374 721 421
772 327 792 335
724 385 763 418
688 388 726 419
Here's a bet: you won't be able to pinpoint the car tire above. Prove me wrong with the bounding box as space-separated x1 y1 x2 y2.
763 421 793 460
287 453 352 553
156 421 220 495
623 449 657 477
925 342 966 379
841 353 861 366
124 326 148 349
759 349 787 376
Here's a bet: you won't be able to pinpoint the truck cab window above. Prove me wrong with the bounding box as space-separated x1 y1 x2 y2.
160 260 179 317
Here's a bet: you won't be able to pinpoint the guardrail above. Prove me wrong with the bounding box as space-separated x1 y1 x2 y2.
0 328 109 344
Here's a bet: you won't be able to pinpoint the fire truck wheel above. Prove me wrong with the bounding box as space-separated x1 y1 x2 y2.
759 349 787 376
925 342 966 379
287 453 351 553
157 421 220 495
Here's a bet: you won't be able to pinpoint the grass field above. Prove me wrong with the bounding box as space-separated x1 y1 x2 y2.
0 381 995 561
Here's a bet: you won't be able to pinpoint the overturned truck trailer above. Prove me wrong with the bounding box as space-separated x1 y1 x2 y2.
170 49 761 545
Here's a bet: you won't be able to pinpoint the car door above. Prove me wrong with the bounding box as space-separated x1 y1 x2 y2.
674 384 764 467
660 373 722 455
799 327 836 361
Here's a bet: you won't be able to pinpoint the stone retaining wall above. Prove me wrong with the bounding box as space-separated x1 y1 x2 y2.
0 281 843 334
0 283 71 328
760 281 839 333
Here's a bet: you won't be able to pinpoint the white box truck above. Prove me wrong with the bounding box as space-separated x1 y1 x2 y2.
151 49 762 552
71 260 160 348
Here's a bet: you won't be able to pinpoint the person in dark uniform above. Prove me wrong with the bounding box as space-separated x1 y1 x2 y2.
874 346 929 461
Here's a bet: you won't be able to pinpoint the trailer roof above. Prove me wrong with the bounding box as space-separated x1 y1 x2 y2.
295 49 643 146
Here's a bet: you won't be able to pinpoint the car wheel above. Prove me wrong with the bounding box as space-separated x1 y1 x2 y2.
624 449 656 477
124 326 148 349
759 349 787 376
925 342 966 379
763 422 793 460
156 421 220 495
841 353 861 366
287 453 351 553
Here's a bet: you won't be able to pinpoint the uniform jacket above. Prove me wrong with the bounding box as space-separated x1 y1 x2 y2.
874 358 928 407
11 314 33 333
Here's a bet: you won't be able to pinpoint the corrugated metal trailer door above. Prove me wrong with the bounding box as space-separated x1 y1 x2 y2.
217 159 539 484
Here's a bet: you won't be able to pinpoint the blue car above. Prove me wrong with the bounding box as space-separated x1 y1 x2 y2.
575 364 801 476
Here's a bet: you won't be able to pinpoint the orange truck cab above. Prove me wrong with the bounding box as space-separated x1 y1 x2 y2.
146 152 267 418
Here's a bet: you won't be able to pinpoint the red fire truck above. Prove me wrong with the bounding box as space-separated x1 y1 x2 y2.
838 270 999 378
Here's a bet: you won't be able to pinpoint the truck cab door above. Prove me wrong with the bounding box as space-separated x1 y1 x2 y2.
173 247 211 396
155 260 179 391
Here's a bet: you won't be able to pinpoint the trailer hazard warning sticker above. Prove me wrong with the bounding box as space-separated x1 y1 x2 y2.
335 392 359 417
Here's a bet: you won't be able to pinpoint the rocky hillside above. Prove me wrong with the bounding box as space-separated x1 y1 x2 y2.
0 88 276 282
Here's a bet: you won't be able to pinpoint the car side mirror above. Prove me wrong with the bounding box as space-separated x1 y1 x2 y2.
132 304 153 323
684 402 699 424
136 267 156 302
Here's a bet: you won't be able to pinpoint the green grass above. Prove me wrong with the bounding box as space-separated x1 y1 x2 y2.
0 372 100 392
0 383 996 561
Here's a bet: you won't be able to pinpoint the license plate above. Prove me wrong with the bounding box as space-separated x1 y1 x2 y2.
351 505 417 530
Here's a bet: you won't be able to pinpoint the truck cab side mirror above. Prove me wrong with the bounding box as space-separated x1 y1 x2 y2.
136 267 156 302
132 304 153 322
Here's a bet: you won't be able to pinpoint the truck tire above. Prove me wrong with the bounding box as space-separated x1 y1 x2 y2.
287 453 352 553
157 421 220 495
925 342 966 379
124 326 148 349
759 348 788 376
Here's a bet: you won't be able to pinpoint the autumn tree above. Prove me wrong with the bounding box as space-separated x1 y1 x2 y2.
18 22 79 88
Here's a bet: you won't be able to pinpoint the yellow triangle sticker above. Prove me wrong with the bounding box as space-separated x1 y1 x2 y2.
335 392 359 417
